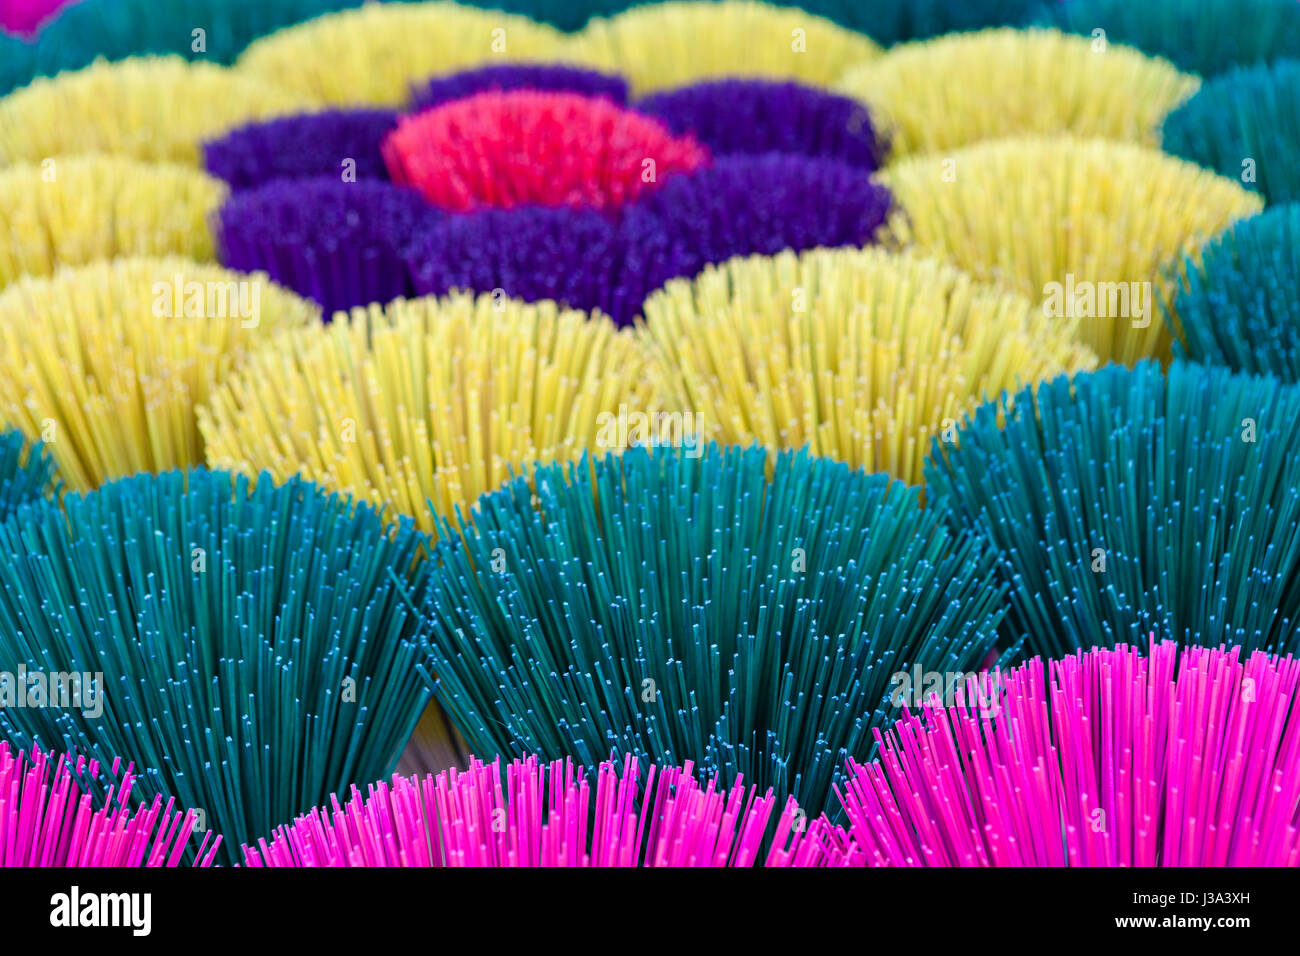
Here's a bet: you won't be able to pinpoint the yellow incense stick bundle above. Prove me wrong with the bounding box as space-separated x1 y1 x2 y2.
200 292 655 534
562 0 880 93
0 155 226 288
0 56 304 166
838 28 1198 160
235 2 564 106
639 246 1097 485
880 136 1263 363
0 256 318 490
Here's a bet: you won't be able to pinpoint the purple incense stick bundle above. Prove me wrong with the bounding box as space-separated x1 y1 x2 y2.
635 78 887 170
403 204 642 324
203 109 400 191
618 152 893 308
243 754 844 867
0 743 221 867
215 177 441 317
836 640 1300 866
404 153 892 326
411 62 630 112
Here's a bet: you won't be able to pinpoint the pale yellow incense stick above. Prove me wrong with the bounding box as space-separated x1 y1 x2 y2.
0 56 305 166
200 292 656 536
0 257 319 490
0 156 226 288
561 0 881 94
838 28 1198 160
236 2 565 106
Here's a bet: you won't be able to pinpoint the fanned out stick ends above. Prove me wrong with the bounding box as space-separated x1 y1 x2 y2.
406 154 892 329
244 754 838 866
0 427 56 521
0 56 304 167
839 641 1300 866
1039 0 1300 78
0 156 226 288
1161 60 1300 206
0 743 221 867
421 443 1007 819
17 0 364 78
203 108 400 191
412 62 630 111
561 0 881 93
881 136 1262 364
199 291 654 536
235 2 564 106
837 28 1198 159
0 469 432 864
0 257 318 492
926 361 1300 659
634 78 886 169
640 247 1096 486
1169 205 1300 381
381 90 708 212
214 178 441 317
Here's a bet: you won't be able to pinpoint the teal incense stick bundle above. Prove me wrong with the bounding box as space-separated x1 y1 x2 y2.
0 35 33 96
419 443 1007 819
926 361 1300 659
1167 206 1300 381
1161 60 1300 205
1039 0 1300 77
0 468 432 863
0 427 54 521
836 640 1300 866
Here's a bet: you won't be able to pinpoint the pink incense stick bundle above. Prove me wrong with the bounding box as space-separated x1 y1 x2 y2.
244 754 844 867
0 0 68 35
0 743 221 866
836 640 1300 866
381 91 709 213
